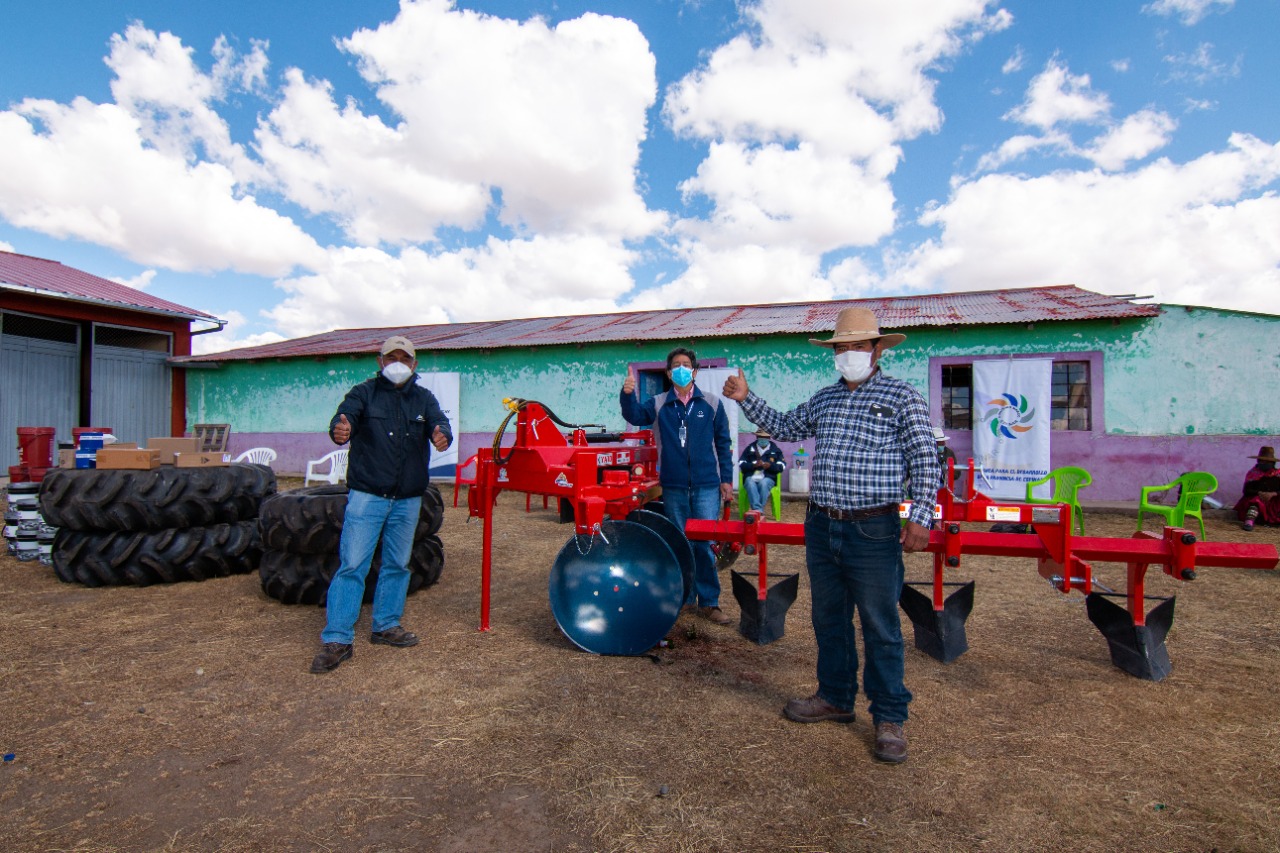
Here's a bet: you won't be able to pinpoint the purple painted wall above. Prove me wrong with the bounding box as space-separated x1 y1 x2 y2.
934 430 1275 506
236 429 1276 508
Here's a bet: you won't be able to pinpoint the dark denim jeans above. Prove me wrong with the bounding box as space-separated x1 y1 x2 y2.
804 508 912 724
661 484 723 607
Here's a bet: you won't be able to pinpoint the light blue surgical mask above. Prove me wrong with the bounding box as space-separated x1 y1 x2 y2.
757 440 769 449
671 365 694 388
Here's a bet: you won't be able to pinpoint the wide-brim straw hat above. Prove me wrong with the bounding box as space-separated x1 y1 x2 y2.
754 428 772 438
932 427 949 443
1249 445 1277 462
809 307 906 348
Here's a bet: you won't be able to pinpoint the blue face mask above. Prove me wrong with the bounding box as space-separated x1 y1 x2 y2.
671 365 694 388
757 440 769 449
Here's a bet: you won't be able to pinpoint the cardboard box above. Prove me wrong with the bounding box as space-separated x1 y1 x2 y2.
94 447 162 470
174 452 232 468
147 437 201 465
59 449 76 469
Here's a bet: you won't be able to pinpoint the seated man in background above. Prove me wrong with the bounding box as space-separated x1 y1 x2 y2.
739 428 786 513
933 427 957 469
1236 446 1280 532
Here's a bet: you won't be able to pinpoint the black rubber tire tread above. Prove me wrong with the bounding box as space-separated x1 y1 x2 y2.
258 533 444 606
38 464 277 533
257 485 350 553
51 521 262 587
420 484 445 536
257 484 445 555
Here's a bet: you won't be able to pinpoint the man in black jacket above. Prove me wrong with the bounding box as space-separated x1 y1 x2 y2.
311 335 453 674
739 428 786 513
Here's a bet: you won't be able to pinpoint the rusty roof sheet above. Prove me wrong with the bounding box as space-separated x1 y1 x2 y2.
0 251 218 322
181 284 1161 363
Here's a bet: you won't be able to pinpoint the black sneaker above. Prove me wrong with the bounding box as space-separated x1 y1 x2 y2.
370 626 419 647
310 642 352 674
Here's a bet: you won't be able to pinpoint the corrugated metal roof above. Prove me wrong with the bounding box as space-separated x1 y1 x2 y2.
0 251 219 322
182 284 1161 363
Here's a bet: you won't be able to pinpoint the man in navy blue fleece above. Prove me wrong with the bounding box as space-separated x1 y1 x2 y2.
621 347 735 624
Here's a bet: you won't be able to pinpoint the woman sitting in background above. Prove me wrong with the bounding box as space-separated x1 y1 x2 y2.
1235 446 1280 531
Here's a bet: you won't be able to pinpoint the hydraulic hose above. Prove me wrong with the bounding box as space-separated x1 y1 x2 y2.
491 398 609 464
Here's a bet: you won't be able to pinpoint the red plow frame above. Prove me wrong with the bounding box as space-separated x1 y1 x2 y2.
685 460 1278 680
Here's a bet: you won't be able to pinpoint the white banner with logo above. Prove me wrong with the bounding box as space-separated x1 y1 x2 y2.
972 358 1052 499
691 368 740 488
414 372 460 474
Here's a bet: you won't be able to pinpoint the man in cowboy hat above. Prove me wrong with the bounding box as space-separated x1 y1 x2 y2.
739 428 786 514
722 306 940 763
1235 445 1280 531
933 426 957 469
310 334 453 674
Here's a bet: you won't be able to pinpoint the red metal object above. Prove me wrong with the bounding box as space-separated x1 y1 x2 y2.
684 458 1278 677
468 399 662 631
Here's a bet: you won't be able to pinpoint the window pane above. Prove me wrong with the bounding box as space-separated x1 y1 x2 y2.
1051 361 1091 431
941 365 973 430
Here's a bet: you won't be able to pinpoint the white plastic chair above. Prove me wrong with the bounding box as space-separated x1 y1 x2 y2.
233 447 277 466
304 448 349 487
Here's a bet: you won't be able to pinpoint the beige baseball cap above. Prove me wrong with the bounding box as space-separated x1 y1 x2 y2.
379 335 415 358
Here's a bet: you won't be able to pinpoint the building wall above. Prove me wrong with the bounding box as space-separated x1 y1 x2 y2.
0 292 193 448
189 307 1279 504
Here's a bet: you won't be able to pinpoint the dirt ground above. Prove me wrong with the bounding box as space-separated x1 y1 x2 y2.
1 485 1278 853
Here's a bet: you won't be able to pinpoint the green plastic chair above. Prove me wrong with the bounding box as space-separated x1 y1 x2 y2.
1136 471 1218 539
1024 466 1092 535
738 480 783 521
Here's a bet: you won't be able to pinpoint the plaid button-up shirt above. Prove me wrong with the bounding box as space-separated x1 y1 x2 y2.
739 370 942 528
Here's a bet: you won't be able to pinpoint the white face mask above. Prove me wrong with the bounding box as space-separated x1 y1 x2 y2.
834 350 874 383
381 361 414 385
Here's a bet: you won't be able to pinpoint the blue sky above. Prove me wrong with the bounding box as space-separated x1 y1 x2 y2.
1 0 1276 354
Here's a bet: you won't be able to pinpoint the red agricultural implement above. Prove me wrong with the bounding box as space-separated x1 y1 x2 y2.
467 399 696 655
685 460 1278 681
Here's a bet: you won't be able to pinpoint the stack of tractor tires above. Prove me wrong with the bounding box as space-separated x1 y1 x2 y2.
38 464 277 587
257 484 445 606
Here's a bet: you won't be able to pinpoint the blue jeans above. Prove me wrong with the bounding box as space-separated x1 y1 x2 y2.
804 508 912 724
321 490 421 644
745 475 775 512
662 484 724 608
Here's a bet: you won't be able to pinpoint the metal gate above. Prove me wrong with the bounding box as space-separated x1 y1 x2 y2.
90 325 171 446
0 312 80 470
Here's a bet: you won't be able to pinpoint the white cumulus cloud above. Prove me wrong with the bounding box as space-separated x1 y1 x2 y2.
886 133 1280 313
256 0 665 245
1143 0 1235 26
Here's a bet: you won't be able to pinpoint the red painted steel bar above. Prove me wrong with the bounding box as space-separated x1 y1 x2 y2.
685 460 1279 629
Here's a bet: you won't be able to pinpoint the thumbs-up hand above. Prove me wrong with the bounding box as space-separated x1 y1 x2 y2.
723 367 749 401
332 413 352 444
431 425 451 451
622 368 636 395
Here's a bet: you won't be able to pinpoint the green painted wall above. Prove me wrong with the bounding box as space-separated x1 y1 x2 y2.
186 306 1278 437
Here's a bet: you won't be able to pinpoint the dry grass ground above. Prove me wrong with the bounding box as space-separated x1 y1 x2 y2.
1 485 1278 852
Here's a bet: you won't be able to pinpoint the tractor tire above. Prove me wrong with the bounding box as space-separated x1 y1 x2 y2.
258 533 444 606
420 485 444 536
38 464 277 533
257 485 349 554
257 484 445 555
51 521 261 587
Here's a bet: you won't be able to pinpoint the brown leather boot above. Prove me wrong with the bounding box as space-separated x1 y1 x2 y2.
310 642 352 674
783 693 856 724
874 721 907 763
